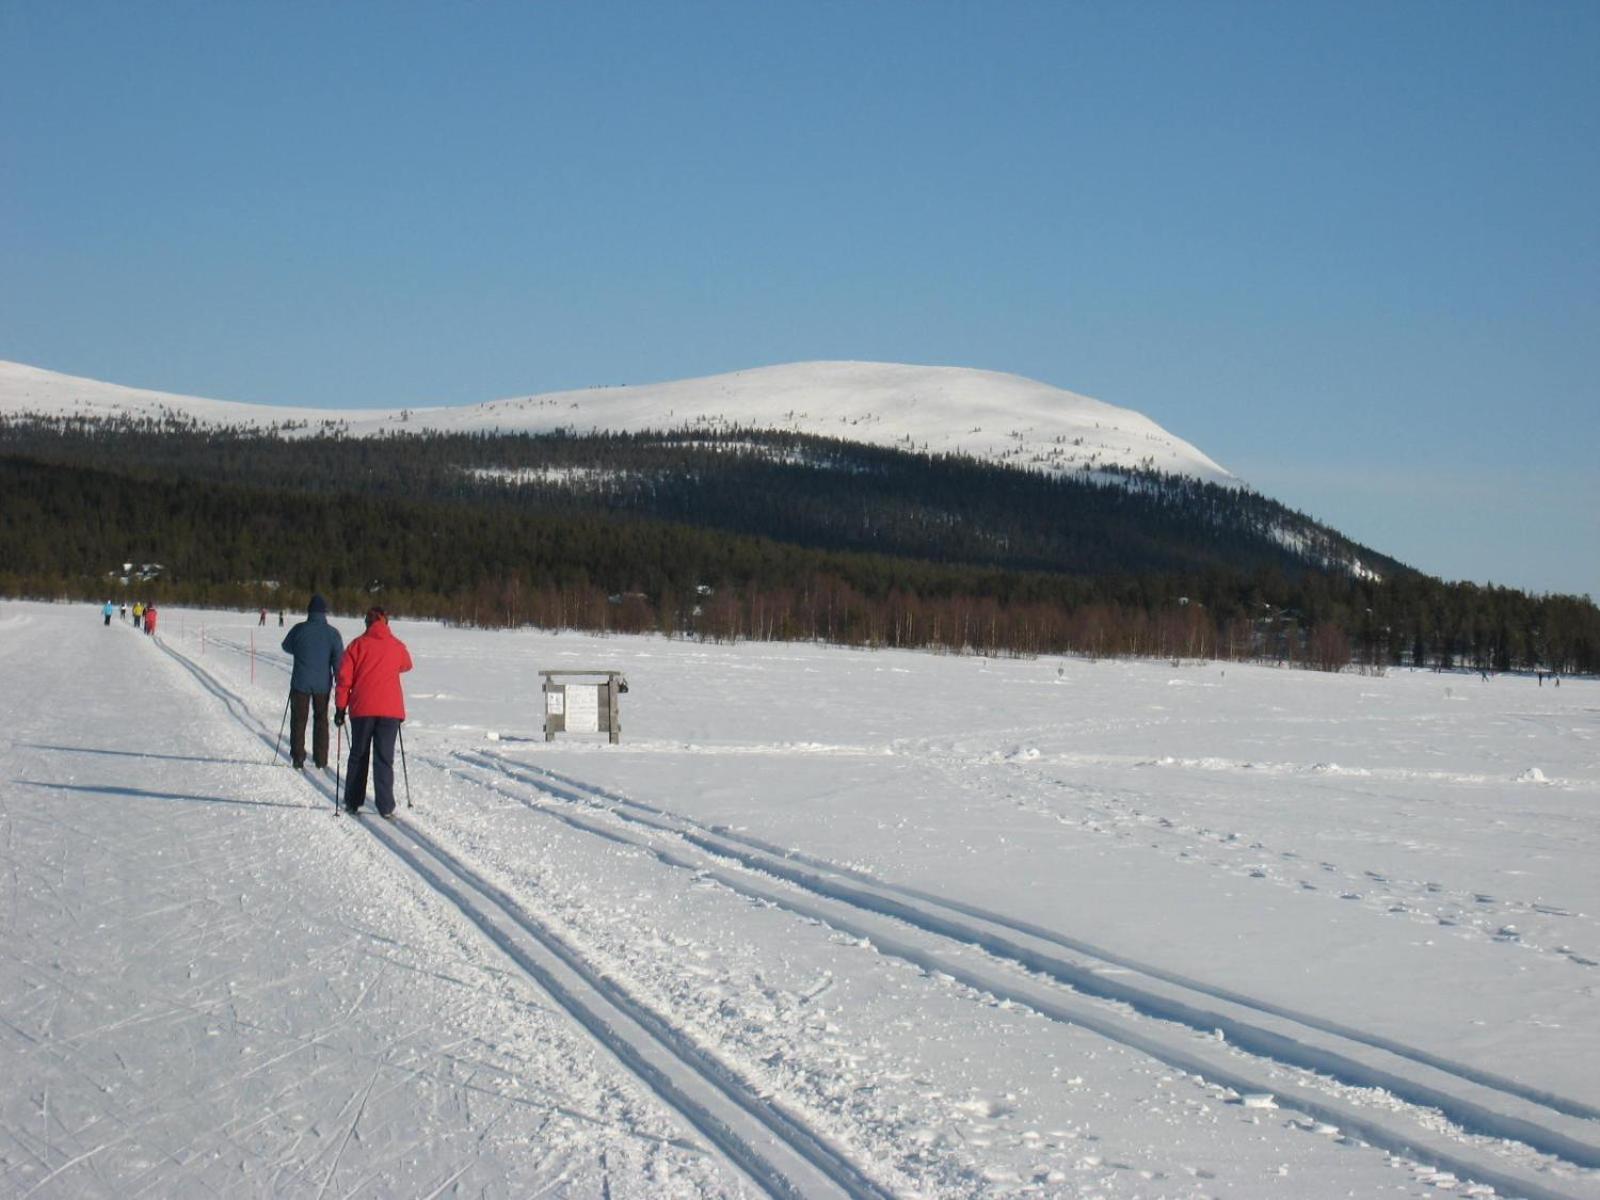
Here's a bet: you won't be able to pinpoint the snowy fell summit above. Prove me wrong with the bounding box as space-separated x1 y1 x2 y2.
0 358 1234 486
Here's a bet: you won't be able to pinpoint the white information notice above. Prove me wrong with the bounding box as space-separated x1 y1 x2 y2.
564 684 600 733
545 690 565 716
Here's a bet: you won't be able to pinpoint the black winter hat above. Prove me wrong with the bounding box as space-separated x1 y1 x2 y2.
308 594 328 614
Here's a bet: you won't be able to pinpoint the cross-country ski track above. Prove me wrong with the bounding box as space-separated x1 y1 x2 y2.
5 604 1598 1198
156 629 886 1200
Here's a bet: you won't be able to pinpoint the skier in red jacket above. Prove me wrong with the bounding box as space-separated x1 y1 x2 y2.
334 607 413 817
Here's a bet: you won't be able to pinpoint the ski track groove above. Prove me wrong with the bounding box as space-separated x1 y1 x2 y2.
440 746 1600 1200
362 809 891 1200
310 1065 379 1200
157 636 891 1200
489 752 1600 1119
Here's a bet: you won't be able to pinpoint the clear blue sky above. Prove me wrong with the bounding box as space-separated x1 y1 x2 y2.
3 1 1596 598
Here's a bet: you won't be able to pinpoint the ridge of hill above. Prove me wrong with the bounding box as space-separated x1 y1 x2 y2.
0 358 1234 486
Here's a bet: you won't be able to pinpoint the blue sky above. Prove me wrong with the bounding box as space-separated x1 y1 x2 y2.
3 1 1596 598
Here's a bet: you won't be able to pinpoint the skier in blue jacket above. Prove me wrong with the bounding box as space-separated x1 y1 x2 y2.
280 594 344 770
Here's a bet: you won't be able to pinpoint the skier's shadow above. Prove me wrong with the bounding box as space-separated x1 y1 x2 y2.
23 743 271 768
19 780 310 812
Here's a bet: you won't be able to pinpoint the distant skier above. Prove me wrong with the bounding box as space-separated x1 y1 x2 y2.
144 603 158 637
280 594 344 771
258 607 268 627
132 601 144 631
278 610 285 627
102 600 115 626
120 601 128 621
335 607 412 818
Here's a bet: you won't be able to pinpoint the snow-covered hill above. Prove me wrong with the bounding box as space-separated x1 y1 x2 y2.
0 358 1236 485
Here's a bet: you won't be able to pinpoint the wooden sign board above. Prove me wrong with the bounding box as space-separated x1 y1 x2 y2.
541 670 625 743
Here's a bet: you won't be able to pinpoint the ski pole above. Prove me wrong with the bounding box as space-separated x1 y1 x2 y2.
398 723 412 809
271 694 290 765
334 724 343 815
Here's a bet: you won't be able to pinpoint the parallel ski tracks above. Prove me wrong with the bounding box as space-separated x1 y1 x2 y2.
159 635 1600 1200
444 747 1600 1200
471 755 1600 1120
157 639 891 1200
358 809 894 1200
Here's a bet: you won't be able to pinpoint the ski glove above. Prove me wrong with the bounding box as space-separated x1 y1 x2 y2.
334 708 346 728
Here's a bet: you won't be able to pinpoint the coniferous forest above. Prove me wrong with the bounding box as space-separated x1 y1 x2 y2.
3 414 1596 674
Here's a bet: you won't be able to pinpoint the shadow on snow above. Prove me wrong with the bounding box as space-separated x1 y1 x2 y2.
22 742 276 769
19 780 312 812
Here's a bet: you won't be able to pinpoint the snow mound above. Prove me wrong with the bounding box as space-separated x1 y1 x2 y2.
0 358 1238 485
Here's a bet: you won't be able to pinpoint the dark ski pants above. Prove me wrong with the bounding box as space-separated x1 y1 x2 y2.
344 716 400 815
289 690 330 768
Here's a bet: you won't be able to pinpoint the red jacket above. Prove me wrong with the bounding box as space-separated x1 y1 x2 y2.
335 618 413 718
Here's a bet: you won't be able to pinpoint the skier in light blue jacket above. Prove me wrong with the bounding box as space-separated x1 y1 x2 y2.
102 600 115 627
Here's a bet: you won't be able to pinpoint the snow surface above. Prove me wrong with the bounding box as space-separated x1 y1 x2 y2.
4 601 1598 1198
0 358 1236 485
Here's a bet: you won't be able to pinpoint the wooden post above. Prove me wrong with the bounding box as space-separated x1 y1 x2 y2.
543 677 559 741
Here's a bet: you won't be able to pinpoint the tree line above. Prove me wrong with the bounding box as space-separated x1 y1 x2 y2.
2 427 1596 674
0 416 1402 581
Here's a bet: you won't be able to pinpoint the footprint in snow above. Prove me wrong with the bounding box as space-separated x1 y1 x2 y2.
951 1100 996 1122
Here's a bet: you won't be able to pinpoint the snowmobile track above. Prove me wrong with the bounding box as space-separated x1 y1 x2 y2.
444 747 1600 1200
157 639 893 1200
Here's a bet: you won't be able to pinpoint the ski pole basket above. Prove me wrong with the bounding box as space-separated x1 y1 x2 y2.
541 670 628 744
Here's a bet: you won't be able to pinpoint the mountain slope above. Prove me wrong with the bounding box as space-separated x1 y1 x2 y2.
5 386 1598 671
0 358 1235 485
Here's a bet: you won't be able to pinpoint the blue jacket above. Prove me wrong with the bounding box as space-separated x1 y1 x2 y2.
281 612 344 695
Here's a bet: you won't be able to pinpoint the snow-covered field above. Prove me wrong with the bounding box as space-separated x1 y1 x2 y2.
3 600 1596 1199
